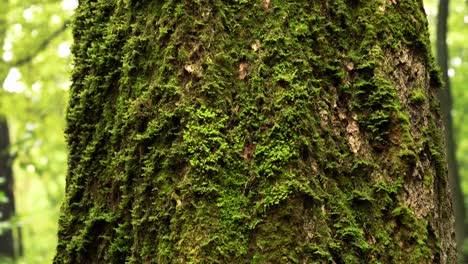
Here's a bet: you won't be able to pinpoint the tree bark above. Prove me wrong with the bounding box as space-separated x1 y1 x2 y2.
55 1 456 263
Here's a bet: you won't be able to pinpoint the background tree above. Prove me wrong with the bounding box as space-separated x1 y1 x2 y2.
0 0 22 260
0 0 73 262
0 117 22 260
55 0 456 263
436 0 466 261
442 0 468 254
426 0 468 257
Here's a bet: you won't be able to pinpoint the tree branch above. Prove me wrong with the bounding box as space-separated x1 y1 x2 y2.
9 19 71 68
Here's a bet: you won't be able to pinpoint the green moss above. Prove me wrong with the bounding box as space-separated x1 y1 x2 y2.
410 89 426 105
399 149 418 166
55 0 452 263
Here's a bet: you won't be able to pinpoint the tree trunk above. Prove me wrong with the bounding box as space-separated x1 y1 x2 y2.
0 117 21 259
55 1 456 263
436 0 466 261
0 0 22 259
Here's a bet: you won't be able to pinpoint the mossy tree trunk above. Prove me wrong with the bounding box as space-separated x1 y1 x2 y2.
55 0 456 263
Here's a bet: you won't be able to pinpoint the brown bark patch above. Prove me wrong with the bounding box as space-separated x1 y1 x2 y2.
261 0 271 11
346 116 362 154
238 62 249 80
251 39 261 53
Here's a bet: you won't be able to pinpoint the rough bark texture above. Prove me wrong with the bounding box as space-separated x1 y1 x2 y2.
55 0 456 263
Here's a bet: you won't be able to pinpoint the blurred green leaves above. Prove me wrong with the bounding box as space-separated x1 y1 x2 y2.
0 0 74 262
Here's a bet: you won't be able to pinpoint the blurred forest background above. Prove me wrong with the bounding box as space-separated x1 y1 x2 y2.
0 0 466 263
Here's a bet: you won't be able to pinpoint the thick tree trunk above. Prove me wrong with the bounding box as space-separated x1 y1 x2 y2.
55 0 456 263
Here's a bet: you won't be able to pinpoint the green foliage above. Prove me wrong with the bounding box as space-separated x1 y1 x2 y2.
0 0 73 262
0 257 15 264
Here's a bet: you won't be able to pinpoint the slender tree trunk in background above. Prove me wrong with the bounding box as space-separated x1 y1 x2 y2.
0 117 21 259
55 1 456 263
0 118 14 258
0 0 22 260
436 0 466 261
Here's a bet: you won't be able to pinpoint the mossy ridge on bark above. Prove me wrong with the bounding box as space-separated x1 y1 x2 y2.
55 0 455 263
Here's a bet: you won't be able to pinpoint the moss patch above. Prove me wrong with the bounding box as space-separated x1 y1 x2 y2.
55 0 454 263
